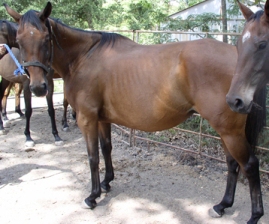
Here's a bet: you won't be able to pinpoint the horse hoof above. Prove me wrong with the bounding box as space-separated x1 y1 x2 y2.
3 120 10 128
55 140 64 146
81 198 97 209
0 129 7 135
25 140 35 148
101 182 111 193
208 208 222 218
62 126 69 132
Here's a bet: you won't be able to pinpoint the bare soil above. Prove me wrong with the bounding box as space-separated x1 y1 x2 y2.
0 95 268 224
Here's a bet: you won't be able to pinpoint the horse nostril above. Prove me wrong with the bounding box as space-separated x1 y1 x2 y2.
29 82 48 97
41 83 47 90
235 98 244 109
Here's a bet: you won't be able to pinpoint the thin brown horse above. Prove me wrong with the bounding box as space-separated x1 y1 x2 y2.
226 1 269 114
5 3 266 223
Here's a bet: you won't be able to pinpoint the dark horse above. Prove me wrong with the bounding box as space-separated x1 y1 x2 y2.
0 19 63 146
5 3 266 223
226 1 269 114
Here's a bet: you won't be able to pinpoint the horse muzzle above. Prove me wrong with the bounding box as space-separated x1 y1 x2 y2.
29 82 48 97
226 94 253 114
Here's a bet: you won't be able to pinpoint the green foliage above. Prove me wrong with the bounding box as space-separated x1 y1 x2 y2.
162 12 220 34
0 0 181 30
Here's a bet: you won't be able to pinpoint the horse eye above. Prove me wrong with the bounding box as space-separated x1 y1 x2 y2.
258 42 267 50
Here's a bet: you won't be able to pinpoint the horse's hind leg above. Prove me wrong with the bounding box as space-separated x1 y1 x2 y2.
0 78 12 130
210 142 239 217
98 122 114 192
2 82 24 119
14 83 24 117
61 92 69 131
46 76 63 145
0 80 6 134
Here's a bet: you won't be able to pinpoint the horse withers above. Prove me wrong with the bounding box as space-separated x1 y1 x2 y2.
5 3 266 224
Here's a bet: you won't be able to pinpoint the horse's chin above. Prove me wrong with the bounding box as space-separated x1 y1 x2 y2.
32 89 48 97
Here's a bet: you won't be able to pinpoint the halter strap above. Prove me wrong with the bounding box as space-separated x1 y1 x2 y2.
22 19 54 76
2 44 26 76
22 61 49 73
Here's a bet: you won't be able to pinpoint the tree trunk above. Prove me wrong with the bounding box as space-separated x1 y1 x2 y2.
221 0 228 43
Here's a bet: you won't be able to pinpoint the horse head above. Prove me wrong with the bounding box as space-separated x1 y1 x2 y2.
226 0 269 113
4 2 53 97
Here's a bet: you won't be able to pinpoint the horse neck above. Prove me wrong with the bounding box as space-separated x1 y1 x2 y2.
50 20 101 78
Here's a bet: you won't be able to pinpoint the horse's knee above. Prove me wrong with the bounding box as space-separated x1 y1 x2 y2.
226 156 239 172
243 155 259 178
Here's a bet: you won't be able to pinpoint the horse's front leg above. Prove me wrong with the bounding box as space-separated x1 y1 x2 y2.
23 82 34 147
78 114 101 209
210 142 239 217
244 153 263 224
220 135 263 224
46 76 63 145
98 122 114 192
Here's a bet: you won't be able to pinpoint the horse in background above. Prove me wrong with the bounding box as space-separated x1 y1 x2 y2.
0 20 63 146
0 19 76 131
5 3 267 223
1 79 23 125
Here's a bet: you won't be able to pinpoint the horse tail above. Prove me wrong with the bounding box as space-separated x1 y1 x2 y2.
245 85 267 152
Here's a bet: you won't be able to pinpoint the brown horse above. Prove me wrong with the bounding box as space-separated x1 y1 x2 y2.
0 48 63 146
5 3 266 223
0 19 74 133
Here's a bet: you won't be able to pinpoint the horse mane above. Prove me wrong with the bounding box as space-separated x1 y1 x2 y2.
0 20 18 43
245 85 267 152
21 10 44 30
248 10 264 22
51 18 130 49
21 10 130 50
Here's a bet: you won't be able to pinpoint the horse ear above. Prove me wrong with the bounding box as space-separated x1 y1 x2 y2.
264 0 269 20
237 0 254 20
3 3 21 22
39 2 52 21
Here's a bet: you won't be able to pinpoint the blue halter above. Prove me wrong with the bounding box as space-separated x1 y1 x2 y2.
2 44 26 76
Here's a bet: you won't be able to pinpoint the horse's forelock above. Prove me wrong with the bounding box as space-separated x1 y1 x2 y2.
248 10 264 22
21 10 43 30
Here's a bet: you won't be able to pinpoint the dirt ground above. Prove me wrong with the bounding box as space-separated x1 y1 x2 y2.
0 94 268 224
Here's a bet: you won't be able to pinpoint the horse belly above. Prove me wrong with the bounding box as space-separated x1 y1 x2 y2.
100 97 193 132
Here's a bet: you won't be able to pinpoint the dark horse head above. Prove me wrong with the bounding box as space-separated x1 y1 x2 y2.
4 3 53 97
226 0 269 114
